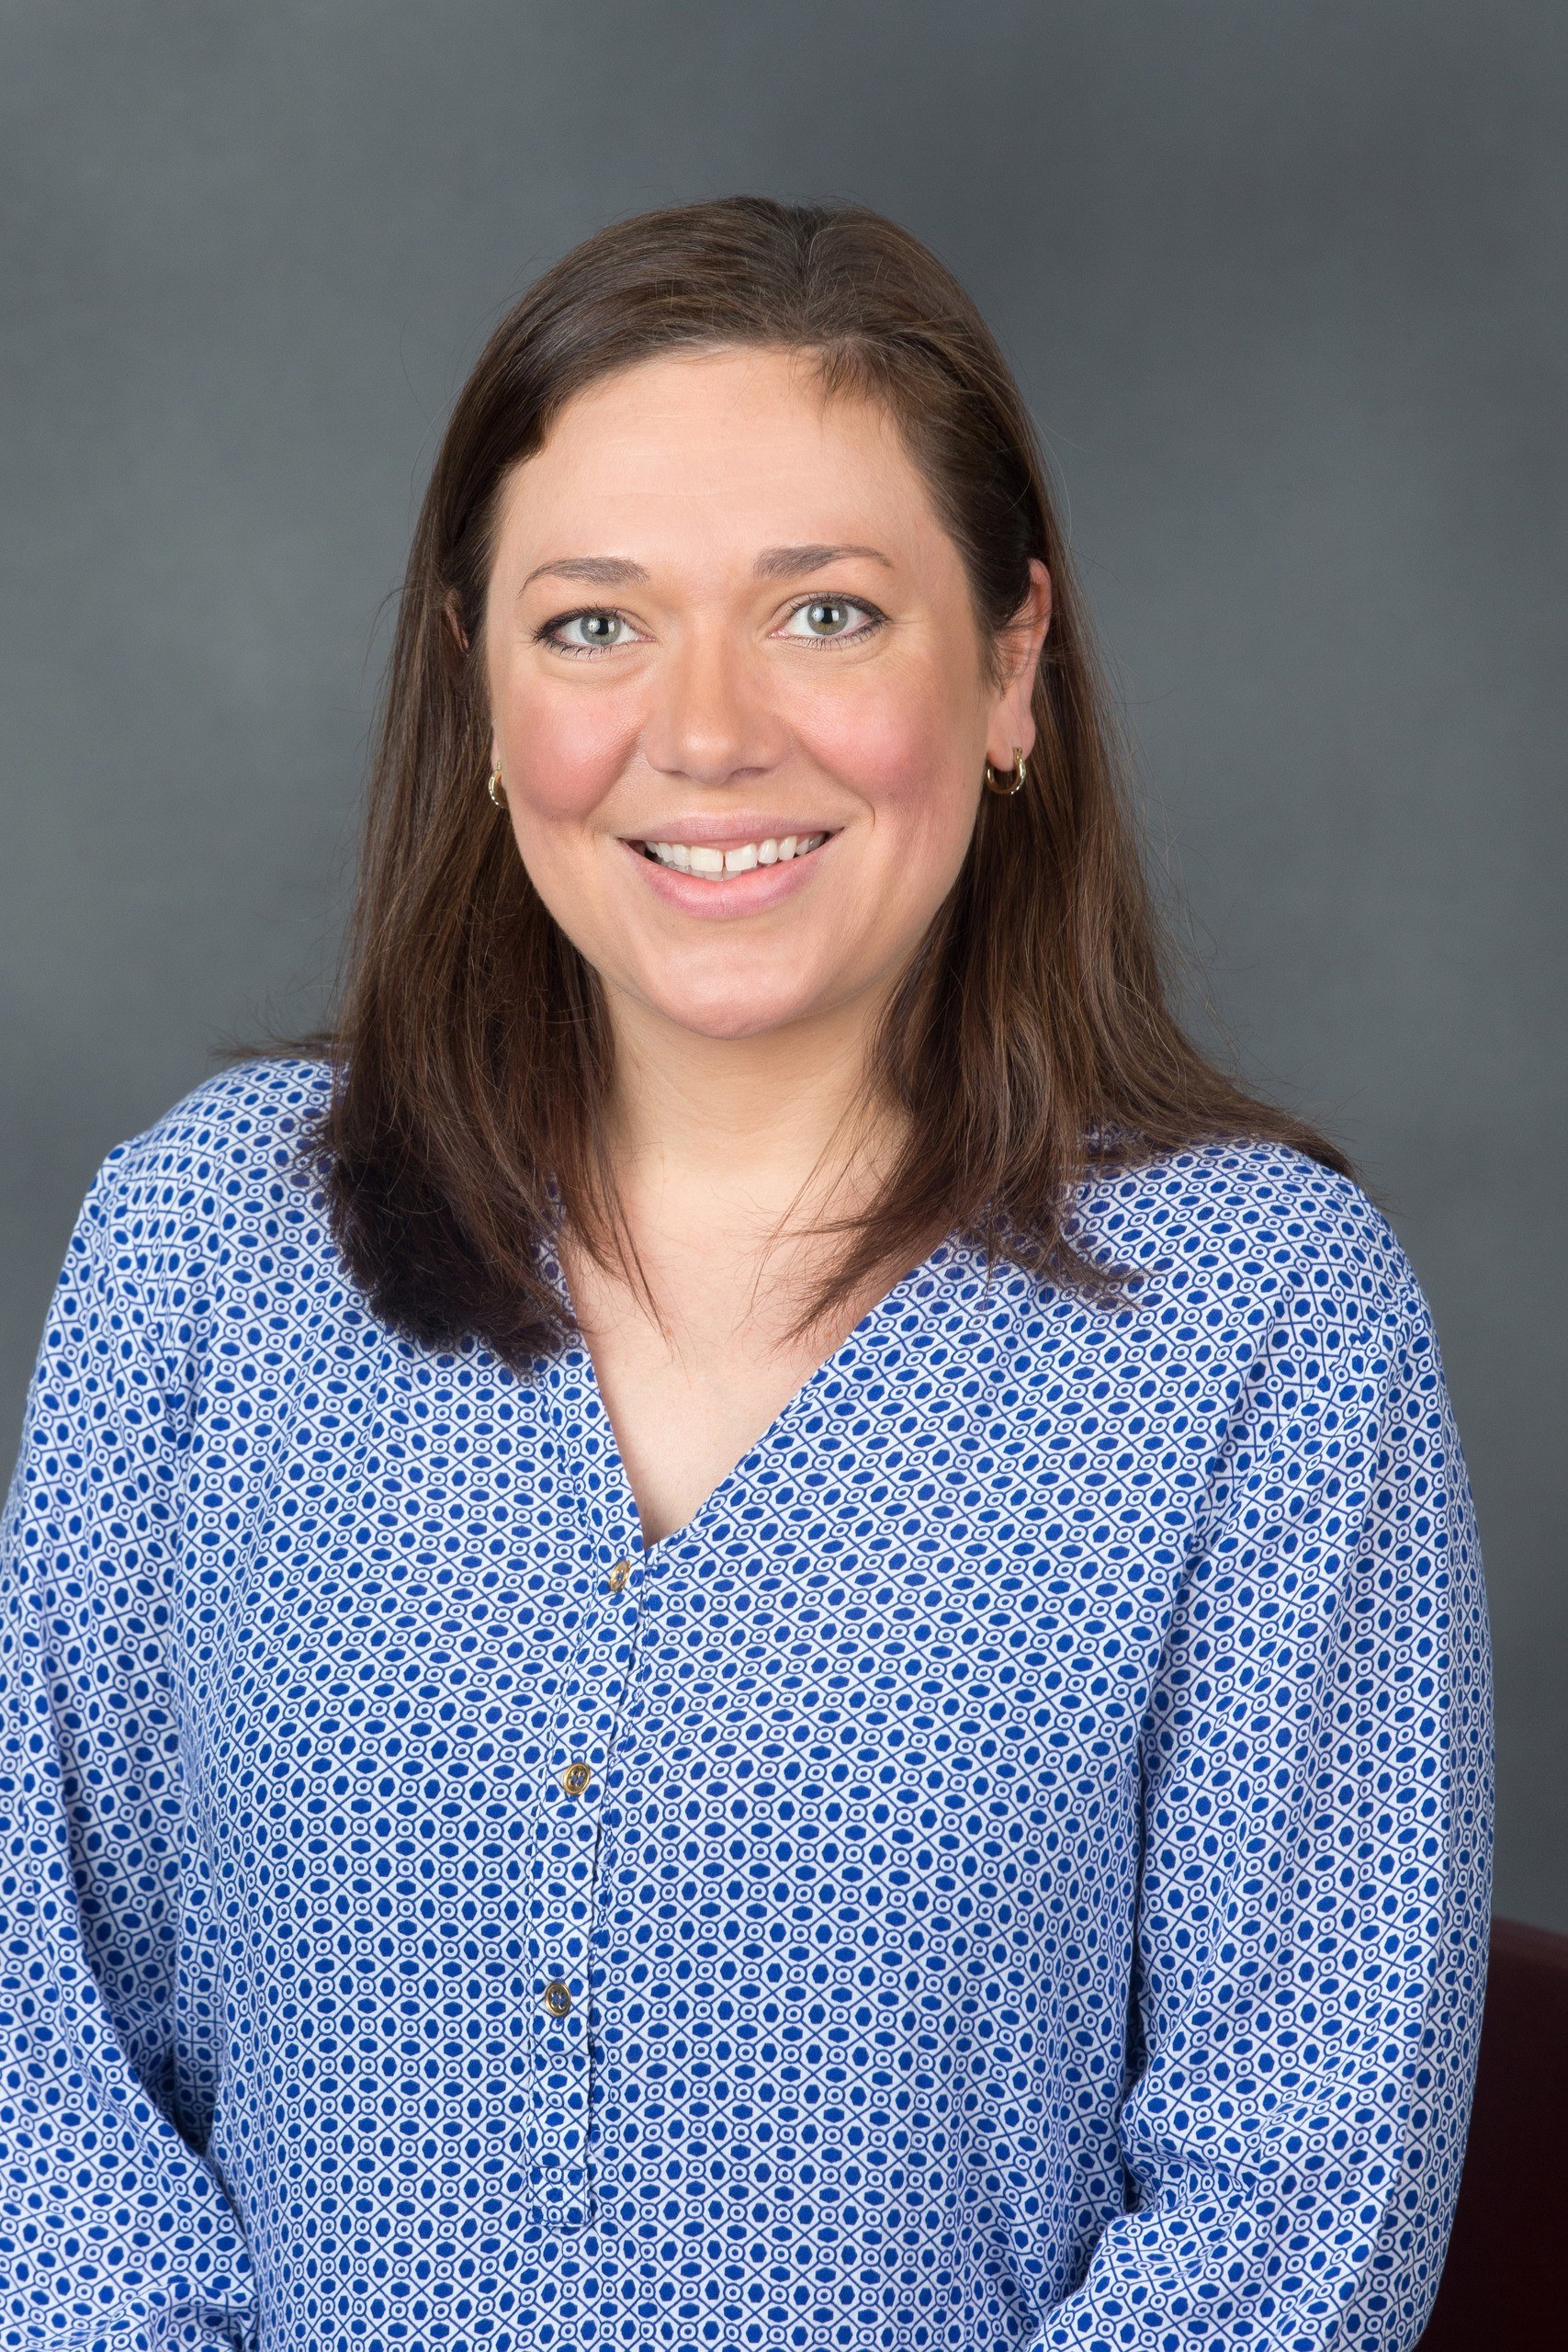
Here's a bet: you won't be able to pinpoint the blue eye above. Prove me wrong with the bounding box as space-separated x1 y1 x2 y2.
780 597 880 643
547 611 628 652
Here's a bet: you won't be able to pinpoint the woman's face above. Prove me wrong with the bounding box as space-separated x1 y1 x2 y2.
483 346 1049 1047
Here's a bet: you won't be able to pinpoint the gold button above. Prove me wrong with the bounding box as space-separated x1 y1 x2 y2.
561 1760 592 1797
542 1979 572 2019
606 1558 631 1595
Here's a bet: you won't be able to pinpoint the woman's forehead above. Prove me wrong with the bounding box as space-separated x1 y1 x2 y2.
492 348 942 572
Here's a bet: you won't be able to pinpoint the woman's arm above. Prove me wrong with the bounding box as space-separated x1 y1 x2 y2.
0 1154 254 2346
1044 1226 1492 2348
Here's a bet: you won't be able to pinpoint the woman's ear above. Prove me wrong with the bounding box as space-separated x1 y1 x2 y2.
1025 559 1052 649
988 560 1052 763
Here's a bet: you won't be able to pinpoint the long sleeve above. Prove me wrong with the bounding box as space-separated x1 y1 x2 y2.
1042 1234 1493 2348
0 1155 254 2348
0 1069 1500 2349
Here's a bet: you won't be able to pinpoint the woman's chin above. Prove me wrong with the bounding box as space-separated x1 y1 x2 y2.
618 967 858 1047
643 998 830 1046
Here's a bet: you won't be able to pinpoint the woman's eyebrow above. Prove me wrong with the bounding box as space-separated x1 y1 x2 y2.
521 555 650 591
519 545 893 594
753 543 893 580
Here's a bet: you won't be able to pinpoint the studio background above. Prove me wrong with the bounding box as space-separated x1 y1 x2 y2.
3 2 1562 1929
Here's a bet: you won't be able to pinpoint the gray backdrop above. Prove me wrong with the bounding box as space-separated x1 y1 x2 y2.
3 3 1563 1928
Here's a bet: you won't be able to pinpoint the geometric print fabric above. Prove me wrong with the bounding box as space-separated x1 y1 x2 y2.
0 1060 1491 2350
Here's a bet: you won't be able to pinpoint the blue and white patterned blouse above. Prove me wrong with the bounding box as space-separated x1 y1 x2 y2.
0 1060 1491 2352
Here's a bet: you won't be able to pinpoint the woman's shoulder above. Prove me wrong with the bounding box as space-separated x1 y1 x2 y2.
82 1054 333 1252
1069 1134 1421 1325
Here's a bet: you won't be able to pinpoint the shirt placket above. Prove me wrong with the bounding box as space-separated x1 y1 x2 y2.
523 1354 648 2223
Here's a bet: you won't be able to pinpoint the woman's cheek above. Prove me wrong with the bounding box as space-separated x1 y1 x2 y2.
500 678 640 820
795 680 979 838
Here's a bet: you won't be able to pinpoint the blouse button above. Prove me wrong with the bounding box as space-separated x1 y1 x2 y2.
542 1979 573 2019
561 1760 592 1797
606 1558 631 1595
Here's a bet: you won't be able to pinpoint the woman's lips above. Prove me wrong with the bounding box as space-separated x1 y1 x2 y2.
618 829 835 914
636 831 829 878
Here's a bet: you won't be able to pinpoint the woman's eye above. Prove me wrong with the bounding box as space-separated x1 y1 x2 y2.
779 597 880 644
546 610 631 653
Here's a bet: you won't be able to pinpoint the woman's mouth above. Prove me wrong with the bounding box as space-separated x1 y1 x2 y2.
635 831 830 878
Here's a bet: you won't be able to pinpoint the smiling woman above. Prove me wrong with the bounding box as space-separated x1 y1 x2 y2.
322 209 1353 1385
0 199 1490 2352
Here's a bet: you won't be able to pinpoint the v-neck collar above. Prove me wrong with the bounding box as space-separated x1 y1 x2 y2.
536 1224 963 1557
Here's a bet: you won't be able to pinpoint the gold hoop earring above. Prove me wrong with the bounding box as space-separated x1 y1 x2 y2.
487 769 505 809
984 746 1029 797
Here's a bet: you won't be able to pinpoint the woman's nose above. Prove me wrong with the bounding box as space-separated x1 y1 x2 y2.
641 625 784 788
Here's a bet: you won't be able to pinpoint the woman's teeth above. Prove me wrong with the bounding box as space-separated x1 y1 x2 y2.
640 833 828 877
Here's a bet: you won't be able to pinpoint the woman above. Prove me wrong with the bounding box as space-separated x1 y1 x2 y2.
0 199 1489 2351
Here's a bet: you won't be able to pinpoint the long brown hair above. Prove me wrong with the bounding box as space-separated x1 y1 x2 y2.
313 196 1347 1366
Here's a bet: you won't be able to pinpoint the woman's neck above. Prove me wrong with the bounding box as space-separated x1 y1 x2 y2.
602 984 901 1250
562 981 915 1542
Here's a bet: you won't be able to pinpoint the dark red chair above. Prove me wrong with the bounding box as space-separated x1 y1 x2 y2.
1417 1915 1568 2345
